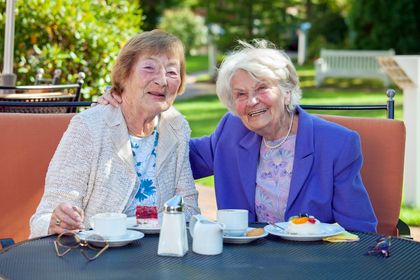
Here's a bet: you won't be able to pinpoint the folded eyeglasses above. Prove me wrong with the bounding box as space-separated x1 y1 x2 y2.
54 232 109 261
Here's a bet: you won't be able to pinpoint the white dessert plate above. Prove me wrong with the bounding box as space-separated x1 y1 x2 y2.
223 227 268 244
127 223 161 234
126 217 160 234
264 222 345 241
77 230 144 247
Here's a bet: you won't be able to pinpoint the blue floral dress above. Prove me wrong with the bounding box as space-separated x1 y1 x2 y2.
124 126 159 217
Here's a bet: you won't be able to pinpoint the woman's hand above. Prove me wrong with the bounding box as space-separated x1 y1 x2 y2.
95 90 122 107
48 203 85 235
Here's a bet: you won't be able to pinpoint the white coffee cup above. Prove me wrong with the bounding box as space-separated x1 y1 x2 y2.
90 212 127 238
217 209 248 237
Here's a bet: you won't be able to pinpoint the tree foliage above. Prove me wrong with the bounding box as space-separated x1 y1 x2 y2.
158 8 206 56
306 0 349 58
197 0 349 58
140 0 184 31
0 0 141 99
202 0 299 51
348 0 420 53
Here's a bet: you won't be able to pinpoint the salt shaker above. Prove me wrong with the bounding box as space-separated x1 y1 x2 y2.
157 195 188 257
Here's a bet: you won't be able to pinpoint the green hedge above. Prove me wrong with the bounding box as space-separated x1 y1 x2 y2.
0 0 142 99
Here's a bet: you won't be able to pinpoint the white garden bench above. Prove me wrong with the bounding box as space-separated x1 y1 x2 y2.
315 49 395 87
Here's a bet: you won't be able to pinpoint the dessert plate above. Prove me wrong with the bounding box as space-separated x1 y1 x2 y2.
77 230 144 247
223 227 268 244
264 222 345 241
126 217 160 234
127 223 161 234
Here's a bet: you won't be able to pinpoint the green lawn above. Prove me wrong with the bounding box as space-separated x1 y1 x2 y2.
176 61 419 226
185 55 208 74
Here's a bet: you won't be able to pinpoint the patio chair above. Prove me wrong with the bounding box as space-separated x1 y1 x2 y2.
302 89 408 236
35 68 62 85
0 72 85 113
0 113 75 244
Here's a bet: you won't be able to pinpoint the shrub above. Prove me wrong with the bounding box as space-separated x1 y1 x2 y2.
0 0 141 99
158 8 206 56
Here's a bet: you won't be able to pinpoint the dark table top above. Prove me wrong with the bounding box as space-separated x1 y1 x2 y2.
1 226 419 280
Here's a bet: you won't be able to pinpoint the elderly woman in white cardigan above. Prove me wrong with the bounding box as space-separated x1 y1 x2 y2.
30 30 200 238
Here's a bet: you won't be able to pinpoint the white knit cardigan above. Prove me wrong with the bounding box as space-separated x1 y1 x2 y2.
30 105 200 238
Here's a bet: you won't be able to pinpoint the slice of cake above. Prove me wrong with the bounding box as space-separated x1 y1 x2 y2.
136 205 159 227
286 214 323 235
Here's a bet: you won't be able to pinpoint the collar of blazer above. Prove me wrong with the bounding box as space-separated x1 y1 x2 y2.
106 106 180 174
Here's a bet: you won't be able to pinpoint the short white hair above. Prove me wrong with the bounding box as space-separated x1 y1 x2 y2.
216 39 302 114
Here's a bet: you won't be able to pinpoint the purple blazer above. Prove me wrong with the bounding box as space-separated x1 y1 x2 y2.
189 107 377 233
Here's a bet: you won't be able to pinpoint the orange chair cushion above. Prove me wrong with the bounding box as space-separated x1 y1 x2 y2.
0 113 74 242
320 115 405 235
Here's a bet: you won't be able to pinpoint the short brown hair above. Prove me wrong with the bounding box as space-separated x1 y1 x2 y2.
111 29 186 95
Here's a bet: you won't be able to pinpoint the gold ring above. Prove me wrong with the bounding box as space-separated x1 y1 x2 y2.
55 218 61 226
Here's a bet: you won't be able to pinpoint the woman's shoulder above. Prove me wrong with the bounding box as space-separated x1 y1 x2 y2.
74 104 106 119
70 105 117 132
161 106 190 133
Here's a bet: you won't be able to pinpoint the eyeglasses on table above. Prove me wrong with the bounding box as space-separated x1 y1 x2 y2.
54 231 109 261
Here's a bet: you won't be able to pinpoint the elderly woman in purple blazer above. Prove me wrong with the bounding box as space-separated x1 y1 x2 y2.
99 39 377 233
189 40 377 233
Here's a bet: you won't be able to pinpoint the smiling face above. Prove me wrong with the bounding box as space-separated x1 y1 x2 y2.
122 54 181 116
231 69 290 139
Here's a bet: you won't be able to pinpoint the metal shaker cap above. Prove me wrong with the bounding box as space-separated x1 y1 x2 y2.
163 195 184 213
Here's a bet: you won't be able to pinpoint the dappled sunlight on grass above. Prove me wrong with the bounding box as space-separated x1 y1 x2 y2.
186 55 208 74
400 206 420 226
195 176 214 187
296 69 315 77
175 95 227 137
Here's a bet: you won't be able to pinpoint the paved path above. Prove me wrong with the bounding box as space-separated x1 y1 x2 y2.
196 184 420 242
178 72 216 100
411 227 420 242
178 82 216 100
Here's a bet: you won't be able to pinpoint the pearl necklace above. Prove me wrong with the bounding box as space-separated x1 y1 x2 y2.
263 112 295 149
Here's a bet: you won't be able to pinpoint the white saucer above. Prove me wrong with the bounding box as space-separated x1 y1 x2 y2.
77 230 144 247
223 227 268 244
264 222 345 241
